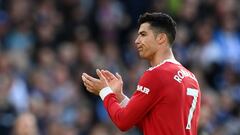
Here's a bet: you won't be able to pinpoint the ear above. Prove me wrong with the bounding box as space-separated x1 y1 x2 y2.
156 33 167 45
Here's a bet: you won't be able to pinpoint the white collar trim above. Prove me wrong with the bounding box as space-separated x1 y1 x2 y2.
147 59 181 71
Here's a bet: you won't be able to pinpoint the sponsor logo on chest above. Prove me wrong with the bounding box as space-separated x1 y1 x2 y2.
137 85 150 94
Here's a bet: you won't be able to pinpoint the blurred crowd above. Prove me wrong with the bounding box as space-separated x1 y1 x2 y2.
0 0 240 135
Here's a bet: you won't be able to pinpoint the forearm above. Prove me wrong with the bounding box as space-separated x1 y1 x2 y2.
99 87 135 131
99 87 153 131
103 94 135 131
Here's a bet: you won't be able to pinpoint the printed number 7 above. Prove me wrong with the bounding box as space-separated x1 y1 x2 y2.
186 88 198 129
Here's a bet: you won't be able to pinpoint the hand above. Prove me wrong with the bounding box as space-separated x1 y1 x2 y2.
101 70 125 102
82 69 108 95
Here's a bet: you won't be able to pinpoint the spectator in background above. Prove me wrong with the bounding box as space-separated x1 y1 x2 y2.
13 112 39 135
213 12 240 72
0 53 29 113
0 70 17 135
0 11 9 48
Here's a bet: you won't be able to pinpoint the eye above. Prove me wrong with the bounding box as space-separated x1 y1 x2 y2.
140 32 146 36
138 31 147 37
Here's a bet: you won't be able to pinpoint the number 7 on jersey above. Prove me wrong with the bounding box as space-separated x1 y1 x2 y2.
186 88 199 129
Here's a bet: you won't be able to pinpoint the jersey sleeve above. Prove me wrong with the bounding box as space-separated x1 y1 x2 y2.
102 70 165 131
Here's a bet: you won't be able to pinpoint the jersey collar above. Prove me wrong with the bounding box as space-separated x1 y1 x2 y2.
147 59 181 71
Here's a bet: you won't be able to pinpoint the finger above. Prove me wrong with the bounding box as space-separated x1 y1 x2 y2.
83 79 93 89
82 73 99 82
81 75 87 83
116 72 122 80
101 70 111 82
82 78 95 92
96 69 107 81
85 85 95 93
104 70 117 80
82 75 94 87
84 84 94 92
84 85 93 92
86 87 98 95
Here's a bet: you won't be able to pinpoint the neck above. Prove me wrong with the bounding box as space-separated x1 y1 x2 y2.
150 48 175 67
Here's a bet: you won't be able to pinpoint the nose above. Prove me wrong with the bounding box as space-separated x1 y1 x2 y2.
135 36 140 45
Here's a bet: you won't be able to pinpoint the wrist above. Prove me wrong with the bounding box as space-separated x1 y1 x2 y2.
119 95 130 107
116 92 126 102
99 87 113 100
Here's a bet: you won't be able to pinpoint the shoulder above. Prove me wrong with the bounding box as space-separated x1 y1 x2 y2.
137 63 178 95
140 63 175 85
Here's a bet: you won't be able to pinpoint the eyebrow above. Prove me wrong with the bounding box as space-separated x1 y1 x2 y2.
138 31 147 35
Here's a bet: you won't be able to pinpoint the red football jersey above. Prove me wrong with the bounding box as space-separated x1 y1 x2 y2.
102 60 201 135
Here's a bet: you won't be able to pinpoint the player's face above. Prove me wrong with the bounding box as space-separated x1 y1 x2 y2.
135 23 159 59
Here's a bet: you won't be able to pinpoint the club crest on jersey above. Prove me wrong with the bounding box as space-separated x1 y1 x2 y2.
137 85 150 94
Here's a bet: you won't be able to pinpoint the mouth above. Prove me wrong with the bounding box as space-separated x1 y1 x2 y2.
137 47 143 51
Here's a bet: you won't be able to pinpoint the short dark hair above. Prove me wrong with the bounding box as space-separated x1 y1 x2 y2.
138 12 177 45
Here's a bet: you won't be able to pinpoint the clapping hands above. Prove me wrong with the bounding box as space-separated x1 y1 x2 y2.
82 69 125 102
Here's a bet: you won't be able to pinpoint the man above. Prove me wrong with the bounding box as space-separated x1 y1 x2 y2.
82 12 201 135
